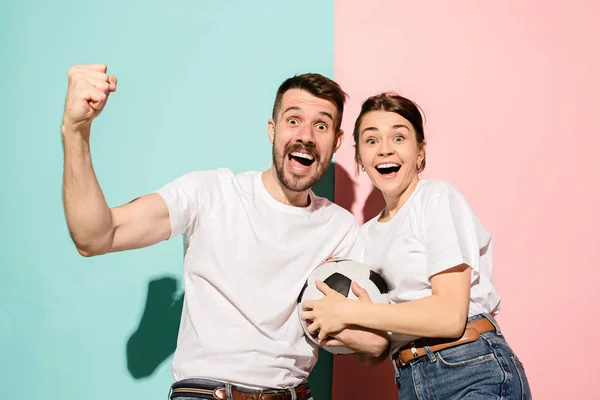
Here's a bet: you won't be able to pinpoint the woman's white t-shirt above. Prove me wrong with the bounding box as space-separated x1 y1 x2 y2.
358 180 501 352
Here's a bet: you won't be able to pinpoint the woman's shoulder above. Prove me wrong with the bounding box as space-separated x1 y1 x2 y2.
412 180 477 219
417 179 467 202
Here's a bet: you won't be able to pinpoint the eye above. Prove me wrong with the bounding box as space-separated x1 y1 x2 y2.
288 118 300 125
366 137 376 145
393 135 405 142
315 123 328 131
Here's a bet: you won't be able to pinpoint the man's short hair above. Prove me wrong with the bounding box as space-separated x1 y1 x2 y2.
272 73 348 132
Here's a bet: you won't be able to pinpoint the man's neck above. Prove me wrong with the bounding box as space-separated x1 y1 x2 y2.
262 167 311 207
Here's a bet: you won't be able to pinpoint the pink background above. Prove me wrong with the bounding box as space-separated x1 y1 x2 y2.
333 1 600 398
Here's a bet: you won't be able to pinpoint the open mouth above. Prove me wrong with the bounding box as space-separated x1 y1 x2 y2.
289 151 315 167
375 163 401 175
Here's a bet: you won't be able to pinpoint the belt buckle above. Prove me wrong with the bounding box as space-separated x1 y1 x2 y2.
397 341 418 367
213 387 227 400
410 343 419 360
398 352 408 367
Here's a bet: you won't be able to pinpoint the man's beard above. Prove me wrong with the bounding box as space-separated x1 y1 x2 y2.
272 142 329 192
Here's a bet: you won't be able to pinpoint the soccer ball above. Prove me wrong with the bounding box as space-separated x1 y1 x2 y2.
297 259 390 355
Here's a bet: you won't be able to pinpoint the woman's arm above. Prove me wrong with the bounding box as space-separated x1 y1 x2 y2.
303 263 471 341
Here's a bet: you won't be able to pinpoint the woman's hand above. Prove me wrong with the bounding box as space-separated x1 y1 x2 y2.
302 280 372 341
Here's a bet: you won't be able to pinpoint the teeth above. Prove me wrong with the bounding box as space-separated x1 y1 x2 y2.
291 152 314 161
377 163 400 168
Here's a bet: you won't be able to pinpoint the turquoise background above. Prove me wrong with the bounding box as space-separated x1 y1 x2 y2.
0 1 335 399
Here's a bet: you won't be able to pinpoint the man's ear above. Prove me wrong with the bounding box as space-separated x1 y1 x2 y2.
268 118 275 144
332 129 344 153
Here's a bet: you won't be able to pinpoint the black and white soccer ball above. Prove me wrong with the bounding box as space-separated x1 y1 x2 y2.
297 259 390 355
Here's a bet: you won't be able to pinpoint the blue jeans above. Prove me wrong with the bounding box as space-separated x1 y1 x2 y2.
168 378 314 400
394 314 532 399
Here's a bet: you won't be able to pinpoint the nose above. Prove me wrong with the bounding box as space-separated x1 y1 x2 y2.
378 141 394 157
296 124 315 146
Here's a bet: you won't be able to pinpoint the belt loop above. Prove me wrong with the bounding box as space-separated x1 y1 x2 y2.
225 383 233 400
423 345 436 362
484 313 502 335
392 352 401 376
289 386 297 400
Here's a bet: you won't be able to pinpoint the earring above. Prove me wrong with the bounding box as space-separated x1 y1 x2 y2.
361 167 365 172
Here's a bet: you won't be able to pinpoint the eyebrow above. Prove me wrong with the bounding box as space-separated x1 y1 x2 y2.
361 124 410 135
318 111 334 123
282 106 334 123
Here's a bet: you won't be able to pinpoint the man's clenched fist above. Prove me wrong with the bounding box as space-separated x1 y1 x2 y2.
62 64 117 133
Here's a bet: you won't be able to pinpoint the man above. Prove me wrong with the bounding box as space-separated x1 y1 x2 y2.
61 64 388 399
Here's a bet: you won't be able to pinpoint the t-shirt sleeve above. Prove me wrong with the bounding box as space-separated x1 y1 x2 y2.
153 170 222 239
331 217 361 260
424 184 484 281
346 226 366 261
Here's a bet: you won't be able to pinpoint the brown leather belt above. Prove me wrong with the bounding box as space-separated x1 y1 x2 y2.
393 317 496 367
171 383 311 400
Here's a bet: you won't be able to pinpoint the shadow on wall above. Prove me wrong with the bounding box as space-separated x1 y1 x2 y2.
126 276 183 379
335 162 385 223
363 186 385 223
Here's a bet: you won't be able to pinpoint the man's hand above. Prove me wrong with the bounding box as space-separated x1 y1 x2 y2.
322 326 390 366
62 64 117 135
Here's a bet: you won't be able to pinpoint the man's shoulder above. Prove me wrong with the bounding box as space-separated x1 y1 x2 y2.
181 168 257 186
183 167 234 179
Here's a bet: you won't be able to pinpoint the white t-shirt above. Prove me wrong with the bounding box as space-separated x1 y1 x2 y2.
358 180 501 353
154 168 358 389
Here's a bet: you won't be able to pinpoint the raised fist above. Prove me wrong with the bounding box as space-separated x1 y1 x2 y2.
62 64 117 131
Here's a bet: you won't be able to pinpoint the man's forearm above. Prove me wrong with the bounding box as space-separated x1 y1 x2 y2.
62 125 114 256
353 337 390 366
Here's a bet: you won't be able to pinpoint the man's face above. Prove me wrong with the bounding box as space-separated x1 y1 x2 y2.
269 89 343 192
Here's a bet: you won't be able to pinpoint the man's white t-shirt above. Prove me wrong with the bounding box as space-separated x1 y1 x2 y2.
358 180 501 354
154 168 358 389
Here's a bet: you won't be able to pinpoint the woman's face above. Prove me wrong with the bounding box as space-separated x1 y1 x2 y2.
357 110 426 198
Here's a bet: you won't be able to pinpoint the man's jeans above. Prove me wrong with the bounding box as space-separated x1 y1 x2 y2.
394 314 532 399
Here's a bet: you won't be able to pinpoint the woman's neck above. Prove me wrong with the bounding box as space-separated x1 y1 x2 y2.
379 177 420 222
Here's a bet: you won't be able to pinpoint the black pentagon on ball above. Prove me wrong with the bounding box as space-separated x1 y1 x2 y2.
323 272 352 297
369 270 389 294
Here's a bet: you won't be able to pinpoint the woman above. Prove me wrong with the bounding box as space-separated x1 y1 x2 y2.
302 92 532 399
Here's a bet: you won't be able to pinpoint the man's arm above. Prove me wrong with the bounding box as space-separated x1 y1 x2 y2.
61 64 171 257
322 327 390 366
352 336 390 366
